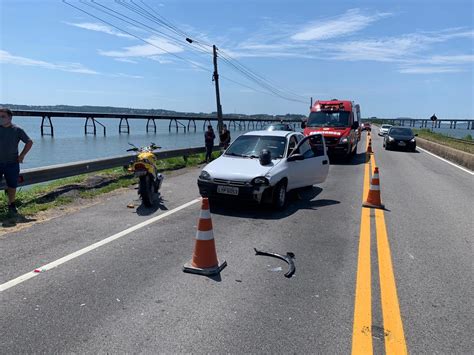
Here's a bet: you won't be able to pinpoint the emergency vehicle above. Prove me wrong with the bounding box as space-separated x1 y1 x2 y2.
301 99 360 160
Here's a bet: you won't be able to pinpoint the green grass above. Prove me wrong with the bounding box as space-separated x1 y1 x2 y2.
413 129 474 154
0 151 221 221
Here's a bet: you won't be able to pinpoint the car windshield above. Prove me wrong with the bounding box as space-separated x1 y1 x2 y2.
389 128 413 136
381 125 392 129
307 111 350 127
225 135 287 159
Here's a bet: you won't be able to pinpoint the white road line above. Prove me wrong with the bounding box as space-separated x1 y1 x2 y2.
0 198 201 293
417 147 474 175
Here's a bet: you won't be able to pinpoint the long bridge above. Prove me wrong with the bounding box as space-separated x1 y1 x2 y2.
11 110 300 136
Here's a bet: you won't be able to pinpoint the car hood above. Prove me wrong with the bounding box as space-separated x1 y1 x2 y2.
203 156 282 181
388 134 414 140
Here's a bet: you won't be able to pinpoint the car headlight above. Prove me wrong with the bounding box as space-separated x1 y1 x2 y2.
251 176 269 186
340 137 349 144
199 170 211 181
388 136 395 142
410 138 416 142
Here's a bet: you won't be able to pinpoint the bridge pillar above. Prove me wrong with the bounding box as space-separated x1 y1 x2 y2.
40 116 54 136
169 118 187 133
146 118 156 133
119 118 130 134
187 119 197 132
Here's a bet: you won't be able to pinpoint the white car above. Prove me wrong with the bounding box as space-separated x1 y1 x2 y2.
378 124 393 136
197 131 329 209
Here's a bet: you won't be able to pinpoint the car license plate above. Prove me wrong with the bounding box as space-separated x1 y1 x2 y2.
217 185 239 195
398 141 406 146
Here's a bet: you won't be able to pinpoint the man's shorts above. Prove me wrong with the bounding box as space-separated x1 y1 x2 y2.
0 163 20 188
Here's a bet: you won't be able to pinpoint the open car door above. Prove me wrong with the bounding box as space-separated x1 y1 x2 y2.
287 134 329 186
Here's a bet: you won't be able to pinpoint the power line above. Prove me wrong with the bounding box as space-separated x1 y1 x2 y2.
63 0 212 73
64 0 308 104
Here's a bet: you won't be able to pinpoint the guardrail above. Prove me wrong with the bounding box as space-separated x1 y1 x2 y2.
0 146 212 190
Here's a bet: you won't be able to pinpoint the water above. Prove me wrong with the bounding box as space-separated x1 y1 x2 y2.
12 117 250 169
411 121 473 139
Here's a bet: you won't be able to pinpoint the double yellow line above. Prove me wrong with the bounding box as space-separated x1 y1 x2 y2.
352 138 407 355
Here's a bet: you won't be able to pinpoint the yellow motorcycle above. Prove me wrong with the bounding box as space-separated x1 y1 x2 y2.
127 143 164 207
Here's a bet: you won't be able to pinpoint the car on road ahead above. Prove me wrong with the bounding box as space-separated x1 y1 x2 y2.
360 122 371 131
378 124 393 136
383 126 417 151
197 130 329 209
265 122 294 131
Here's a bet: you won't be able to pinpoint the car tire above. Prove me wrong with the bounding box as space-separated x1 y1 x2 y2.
385 144 390 150
273 182 287 210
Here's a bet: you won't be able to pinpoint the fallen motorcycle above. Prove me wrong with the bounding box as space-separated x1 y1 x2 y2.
127 143 164 207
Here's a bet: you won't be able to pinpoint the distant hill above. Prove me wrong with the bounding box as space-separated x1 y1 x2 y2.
1 104 306 122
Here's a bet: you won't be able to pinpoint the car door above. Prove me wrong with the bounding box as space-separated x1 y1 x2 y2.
287 134 329 188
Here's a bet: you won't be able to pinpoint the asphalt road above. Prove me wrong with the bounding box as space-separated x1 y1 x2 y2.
0 131 472 354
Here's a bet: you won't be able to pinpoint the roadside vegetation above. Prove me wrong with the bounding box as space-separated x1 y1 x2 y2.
0 151 220 221
413 129 474 154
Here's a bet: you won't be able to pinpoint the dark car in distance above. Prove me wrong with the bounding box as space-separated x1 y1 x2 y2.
265 123 294 131
383 127 417 151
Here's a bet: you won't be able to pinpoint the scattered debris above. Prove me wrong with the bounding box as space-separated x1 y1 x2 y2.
34 268 46 273
269 267 283 272
127 203 135 209
254 248 296 278
80 303 86 307
235 279 242 283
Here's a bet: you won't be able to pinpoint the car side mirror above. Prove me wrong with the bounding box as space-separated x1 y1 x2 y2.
301 121 306 129
287 154 304 162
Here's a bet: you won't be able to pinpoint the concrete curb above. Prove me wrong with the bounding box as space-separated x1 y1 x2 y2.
417 137 474 171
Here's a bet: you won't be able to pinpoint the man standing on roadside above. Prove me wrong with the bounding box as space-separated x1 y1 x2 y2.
0 108 33 215
219 124 231 149
204 125 215 163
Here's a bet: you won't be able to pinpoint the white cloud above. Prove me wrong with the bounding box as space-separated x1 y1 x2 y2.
64 22 134 39
291 9 391 41
114 58 138 64
98 36 183 58
0 50 99 74
0 50 144 78
398 66 463 74
110 73 144 79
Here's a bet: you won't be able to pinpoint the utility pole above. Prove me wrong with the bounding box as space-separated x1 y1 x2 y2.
310 97 313 109
212 45 223 132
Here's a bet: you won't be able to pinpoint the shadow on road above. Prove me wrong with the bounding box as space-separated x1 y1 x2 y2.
210 186 340 220
1 214 37 228
136 195 169 216
329 151 369 166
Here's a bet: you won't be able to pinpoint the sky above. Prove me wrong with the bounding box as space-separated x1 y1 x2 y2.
0 0 473 118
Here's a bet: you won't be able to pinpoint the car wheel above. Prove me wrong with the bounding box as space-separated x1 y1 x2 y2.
385 144 390 150
273 182 287 210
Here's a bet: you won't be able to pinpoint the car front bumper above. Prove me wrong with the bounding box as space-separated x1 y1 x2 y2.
197 179 273 203
386 140 416 150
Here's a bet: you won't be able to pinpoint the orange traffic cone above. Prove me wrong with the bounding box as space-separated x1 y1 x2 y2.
363 167 384 209
367 139 373 154
183 198 227 276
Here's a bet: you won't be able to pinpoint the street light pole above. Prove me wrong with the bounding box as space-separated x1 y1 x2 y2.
213 45 223 132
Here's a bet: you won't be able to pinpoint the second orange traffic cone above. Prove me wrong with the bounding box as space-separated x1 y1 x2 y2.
363 167 384 209
367 138 373 154
183 198 227 276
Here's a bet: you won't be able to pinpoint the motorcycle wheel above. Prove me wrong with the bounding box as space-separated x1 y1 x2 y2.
139 175 154 207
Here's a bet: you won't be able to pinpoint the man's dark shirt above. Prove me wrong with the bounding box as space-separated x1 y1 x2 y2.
0 124 31 164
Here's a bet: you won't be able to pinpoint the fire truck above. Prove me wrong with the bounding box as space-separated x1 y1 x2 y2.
301 99 360 160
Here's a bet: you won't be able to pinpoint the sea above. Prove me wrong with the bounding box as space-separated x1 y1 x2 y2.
10 117 474 169
12 117 252 169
